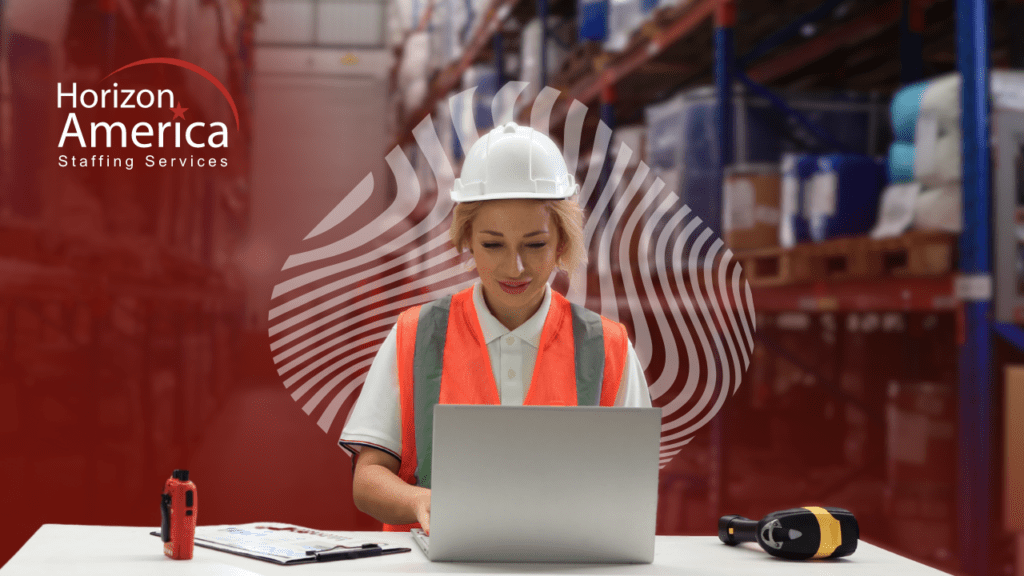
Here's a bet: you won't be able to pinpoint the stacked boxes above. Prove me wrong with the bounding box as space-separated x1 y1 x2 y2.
723 165 781 251
645 86 882 246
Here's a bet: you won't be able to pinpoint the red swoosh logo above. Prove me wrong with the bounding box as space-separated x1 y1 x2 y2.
102 57 240 131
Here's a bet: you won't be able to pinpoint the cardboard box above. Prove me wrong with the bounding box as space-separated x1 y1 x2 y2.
723 164 781 251
1006 365 1024 531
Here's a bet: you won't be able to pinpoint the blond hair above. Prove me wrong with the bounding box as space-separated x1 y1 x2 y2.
449 197 588 276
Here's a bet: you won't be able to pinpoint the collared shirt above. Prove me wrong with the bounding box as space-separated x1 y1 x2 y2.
339 282 652 459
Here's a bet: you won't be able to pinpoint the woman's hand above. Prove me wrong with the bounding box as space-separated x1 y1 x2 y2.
352 446 432 530
411 491 431 534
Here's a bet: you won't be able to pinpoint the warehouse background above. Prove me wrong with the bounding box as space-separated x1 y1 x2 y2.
0 1 1021 575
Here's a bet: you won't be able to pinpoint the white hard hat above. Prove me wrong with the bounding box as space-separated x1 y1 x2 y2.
451 122 578 202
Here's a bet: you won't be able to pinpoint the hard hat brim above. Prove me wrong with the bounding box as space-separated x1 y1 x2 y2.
450 189 576 203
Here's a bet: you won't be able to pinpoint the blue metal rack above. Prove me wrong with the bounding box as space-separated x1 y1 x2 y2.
712 0 995 573
954 1 993 574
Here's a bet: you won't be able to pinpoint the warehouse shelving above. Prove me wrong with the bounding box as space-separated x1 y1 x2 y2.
388 0 1011 573
0 2 257 560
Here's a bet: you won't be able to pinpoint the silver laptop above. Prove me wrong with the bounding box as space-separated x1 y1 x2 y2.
411 405 661 563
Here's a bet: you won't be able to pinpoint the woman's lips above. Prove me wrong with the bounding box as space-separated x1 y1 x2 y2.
499 280 530 295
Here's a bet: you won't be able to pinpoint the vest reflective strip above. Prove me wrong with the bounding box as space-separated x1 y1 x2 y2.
412 295 453 490
570 303 605 407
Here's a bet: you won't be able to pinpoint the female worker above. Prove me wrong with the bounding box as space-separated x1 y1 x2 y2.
338 122 652 533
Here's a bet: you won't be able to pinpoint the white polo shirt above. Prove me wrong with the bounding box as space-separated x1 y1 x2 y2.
339 282 652 460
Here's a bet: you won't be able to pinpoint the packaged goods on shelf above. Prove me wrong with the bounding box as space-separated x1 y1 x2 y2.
398 32 431 114
430 0 468 70
890 80 928 143
887 70 1024 236
723 164 781 251
913 182 961 234
887 142 915 184
578 0 609 42
872 182 921 239
519 17 569 103
403 78 429 115
779 153 818 248
390 0 419 38
434 99 458 164
461 65 500 131
605 0 657 52
645 87 882 240
398 31 431 86
805 153 886 242
914 74 960 187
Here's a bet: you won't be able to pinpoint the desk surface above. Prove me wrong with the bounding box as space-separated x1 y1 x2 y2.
1 525 952 576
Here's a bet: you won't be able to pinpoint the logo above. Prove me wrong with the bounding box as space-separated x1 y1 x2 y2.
56 57 240 171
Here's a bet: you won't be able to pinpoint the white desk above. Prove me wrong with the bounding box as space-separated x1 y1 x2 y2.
1 525 953 576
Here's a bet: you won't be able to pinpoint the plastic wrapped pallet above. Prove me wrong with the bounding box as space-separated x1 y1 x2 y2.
519 17 568 102
913 72 1024 188
805 154 887 242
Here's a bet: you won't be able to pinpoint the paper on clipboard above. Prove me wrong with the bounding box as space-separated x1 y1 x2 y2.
151 522 392 564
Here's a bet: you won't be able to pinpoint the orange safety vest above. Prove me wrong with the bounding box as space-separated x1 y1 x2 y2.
384 286 628 531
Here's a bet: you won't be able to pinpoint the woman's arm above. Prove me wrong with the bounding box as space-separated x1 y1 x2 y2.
352 446 432 532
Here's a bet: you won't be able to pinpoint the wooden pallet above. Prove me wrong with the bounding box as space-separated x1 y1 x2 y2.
732 245 812 287
804 236 874 282
734 231 958 287
864 230 958 277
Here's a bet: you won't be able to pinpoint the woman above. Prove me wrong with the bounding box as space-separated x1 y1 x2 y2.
339 122 652 533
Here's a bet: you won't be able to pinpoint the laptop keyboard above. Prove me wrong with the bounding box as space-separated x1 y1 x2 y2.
411 528 429 555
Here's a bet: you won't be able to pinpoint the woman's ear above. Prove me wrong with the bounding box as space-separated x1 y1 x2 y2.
464 223 475 255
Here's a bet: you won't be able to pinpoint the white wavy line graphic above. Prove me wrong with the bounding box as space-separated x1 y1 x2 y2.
269 82 758 469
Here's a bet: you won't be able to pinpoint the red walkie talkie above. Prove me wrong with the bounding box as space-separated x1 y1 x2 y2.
160 469 197 559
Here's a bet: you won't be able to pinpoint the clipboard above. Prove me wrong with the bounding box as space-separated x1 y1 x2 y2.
149 522 411 564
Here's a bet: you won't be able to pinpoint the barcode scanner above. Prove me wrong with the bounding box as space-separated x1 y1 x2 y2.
718 507 858 560
160 469 197 559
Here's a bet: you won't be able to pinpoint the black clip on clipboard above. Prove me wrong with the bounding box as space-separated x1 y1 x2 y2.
304 542 411 562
